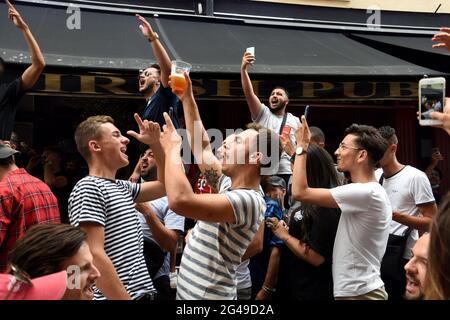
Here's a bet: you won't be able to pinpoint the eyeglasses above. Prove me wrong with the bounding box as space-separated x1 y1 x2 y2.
138 69 151 78
338 143 363 151
3 264 32 300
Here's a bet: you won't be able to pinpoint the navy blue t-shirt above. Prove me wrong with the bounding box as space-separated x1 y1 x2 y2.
141 85 180 129
0 78 24 140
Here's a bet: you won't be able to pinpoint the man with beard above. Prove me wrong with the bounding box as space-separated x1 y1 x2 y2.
241 51 300 189
404 234 430 300
1 0 45 141
135 14 180 129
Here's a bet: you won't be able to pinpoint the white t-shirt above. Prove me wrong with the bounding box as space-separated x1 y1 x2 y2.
137 196 185 279
330 182 391 298
375 166 435 259
253 104 300 175
236 260 252 290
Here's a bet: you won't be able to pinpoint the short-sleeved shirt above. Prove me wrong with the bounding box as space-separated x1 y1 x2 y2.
137 196 185 279
375 166 435 259
253 104 300 175
0 168 60 271
0 79 24 140
141 85 180 129
278 206 340 300
176 175 266 300
330 182 391 297
68 176 155 300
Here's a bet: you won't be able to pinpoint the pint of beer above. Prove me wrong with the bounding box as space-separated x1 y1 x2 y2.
171 60 192 95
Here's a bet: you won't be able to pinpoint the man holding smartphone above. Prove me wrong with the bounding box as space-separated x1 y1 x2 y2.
240 51 300 194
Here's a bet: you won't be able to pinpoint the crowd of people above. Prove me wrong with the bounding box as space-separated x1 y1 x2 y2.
1 0 450 301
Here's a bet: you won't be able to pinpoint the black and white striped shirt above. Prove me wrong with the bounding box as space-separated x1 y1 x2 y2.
176 175 266 300
68 176 155 300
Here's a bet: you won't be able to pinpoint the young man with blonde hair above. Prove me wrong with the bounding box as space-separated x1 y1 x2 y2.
69 114 165 300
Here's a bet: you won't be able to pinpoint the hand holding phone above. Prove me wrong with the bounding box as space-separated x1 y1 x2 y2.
304 105 310 121
419 77 445 126
246 47 255 64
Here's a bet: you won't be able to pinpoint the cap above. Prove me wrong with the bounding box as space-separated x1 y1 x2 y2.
268 176 287 189
0 144 20 159
0 270 67 300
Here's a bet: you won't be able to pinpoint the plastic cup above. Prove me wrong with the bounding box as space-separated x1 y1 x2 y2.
171 60 192 95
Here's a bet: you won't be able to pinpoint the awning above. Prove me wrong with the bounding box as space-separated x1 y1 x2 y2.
0 2 444 76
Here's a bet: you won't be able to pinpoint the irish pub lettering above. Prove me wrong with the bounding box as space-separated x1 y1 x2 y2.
35 73 418 100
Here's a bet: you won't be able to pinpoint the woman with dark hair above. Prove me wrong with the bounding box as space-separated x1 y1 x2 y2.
425 193 450 300
267 144 341 300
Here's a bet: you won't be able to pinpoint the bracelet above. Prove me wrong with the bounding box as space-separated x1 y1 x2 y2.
148 32 159 42
262 285 276 294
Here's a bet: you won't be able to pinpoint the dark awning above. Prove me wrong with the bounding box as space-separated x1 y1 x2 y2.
0 2 444 76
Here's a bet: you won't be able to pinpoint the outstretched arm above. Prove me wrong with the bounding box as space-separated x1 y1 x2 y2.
291 116 338 208
136 14 171 87
169 72 223 188
240 51 262 119
160 113 235 223
6 0 45 91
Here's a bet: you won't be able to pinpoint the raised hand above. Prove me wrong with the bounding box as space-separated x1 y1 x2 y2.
127 113 161 146
432 27 450 52
241 52 255 70
6 0 28 30
160 112 182 153
135 14 155 40
430 97 450 136
294 116 311 150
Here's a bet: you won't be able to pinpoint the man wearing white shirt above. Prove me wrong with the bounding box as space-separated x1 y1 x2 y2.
376 126 437 300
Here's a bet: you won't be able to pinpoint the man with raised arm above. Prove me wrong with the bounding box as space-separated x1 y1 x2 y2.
1 0 45 140
69 114 165 300
291 118 391 300
240 51 300 186
135 14 180 129
160 72 281 300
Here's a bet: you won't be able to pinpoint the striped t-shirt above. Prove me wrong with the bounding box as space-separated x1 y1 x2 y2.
176 175 266 300
68 176 155 300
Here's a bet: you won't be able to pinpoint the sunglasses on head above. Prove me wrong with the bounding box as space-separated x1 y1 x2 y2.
3 264 32 300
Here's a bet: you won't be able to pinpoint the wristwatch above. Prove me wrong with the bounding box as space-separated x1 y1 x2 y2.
148 32 159 42
290 147 307 164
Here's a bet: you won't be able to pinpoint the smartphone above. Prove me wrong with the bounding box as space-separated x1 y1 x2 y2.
419 77 445 126
246 46 255 56
246 46 255 64
304 105 310 120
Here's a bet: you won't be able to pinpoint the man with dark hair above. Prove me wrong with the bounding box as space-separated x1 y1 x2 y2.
0 143 60 272
7 223 101 300
376 126 437 300
309 126 326 148
135 14 180 129
292 120 391 300
241 51 300 183
163 72 281 299
1 1 45 140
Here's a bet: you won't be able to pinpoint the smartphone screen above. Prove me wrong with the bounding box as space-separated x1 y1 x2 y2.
419 77 445 126
246 47 255 56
